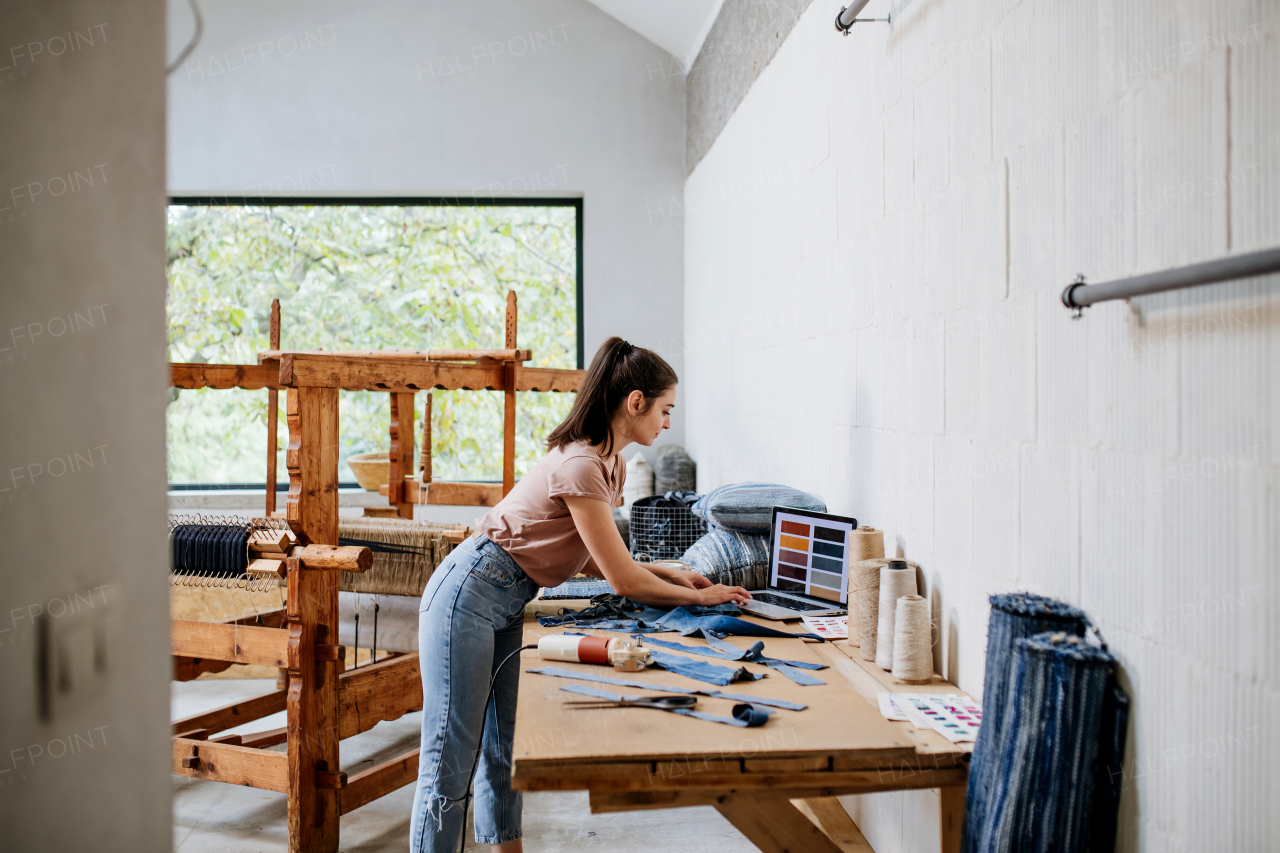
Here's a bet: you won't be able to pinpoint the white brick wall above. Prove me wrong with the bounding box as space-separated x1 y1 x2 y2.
684 1 1279 849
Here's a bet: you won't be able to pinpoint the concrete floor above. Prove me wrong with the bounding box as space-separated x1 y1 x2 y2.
173 679 758 852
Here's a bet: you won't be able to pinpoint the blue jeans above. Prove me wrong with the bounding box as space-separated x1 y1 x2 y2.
410 536 540 852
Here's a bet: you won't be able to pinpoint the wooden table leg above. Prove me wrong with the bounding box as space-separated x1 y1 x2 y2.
940 783 966 853
715 794 844 853
793 798 874 852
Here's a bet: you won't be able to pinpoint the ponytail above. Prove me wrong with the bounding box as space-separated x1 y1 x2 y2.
545 337 677 457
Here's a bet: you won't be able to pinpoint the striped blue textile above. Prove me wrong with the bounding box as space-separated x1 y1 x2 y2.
691 482 826 533
970 633 1116 853
964 594 1089 853
678 527 771 590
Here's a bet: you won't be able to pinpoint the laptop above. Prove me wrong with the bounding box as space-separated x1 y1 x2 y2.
740 506 855 621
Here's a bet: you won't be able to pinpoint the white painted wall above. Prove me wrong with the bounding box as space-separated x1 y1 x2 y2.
0 2 170 849
685 1 1278 850
165 0 689 454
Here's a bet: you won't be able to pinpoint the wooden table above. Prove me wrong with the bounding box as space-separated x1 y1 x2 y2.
512 604 971 853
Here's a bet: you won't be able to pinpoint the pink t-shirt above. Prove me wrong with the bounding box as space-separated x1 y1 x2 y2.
474 441 626 587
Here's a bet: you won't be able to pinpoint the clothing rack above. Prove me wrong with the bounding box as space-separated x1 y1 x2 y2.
1061 245 1280 316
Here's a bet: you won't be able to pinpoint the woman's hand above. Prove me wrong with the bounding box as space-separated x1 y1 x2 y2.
696 584 753 606
646 563 713 590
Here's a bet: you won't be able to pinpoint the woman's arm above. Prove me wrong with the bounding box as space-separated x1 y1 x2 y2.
565 496 750 607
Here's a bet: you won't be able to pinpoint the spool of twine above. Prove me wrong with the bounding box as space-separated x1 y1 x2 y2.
845 527 884 648
855 559 887 661
875 560 918 671
891 595 933 683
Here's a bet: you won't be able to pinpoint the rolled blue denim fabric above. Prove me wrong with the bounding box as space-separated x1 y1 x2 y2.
679 526 771 589
972 633 1115 853
691 482 827 533
963 593 1089 853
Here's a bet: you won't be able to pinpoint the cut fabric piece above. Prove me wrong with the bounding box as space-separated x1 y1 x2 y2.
640 635 829 686
560 684 770 728
524 666 808 711
655 607 824 641
535 594 739 632
648 650 763 685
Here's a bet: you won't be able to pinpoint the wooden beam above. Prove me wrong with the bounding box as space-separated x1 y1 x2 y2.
279 353 503 392
339 653 422 740
419 392 432 484
171 688 286 736
792 798 875 852
714 795 845 853
172 737 289 792
514 366 584 393
266 298 282 516
286 387 340 547
285 383 341 853
379 480 503 507
171 621 289 668
389 391 415 518
240 727 289 749
429 348 530 362
940 783 966 853
340 749 420 815
170 362 282 391
294 544 373 572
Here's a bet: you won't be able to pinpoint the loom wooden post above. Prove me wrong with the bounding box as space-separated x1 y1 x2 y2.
389 392 416 519
284 385 341 853
502 290 517 496
266 298 281 517
419 392 432 484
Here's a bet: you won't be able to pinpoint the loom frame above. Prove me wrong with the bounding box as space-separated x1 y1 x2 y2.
167 292 583 852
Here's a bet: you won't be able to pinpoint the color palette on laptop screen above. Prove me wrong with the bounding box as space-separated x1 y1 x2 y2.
771 512 852 604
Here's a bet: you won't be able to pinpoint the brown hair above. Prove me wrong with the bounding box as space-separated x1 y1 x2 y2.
546 337 678 457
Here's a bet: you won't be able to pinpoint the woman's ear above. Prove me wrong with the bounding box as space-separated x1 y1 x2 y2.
626 389 645 415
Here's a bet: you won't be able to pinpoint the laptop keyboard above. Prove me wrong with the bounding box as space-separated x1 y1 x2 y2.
750 592 830 612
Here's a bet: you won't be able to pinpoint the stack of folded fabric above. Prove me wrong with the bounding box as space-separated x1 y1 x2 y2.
679 482 826 589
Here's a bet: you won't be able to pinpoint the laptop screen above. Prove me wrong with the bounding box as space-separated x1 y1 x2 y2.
768 507 857 605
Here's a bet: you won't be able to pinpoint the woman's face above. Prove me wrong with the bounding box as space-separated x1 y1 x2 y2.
625 385 676 446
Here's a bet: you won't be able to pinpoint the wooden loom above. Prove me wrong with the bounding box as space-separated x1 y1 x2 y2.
167 291 583 852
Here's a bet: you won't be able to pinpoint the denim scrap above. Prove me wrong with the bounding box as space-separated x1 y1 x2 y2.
559 684 771 728
535 594 739 632
655 606 825 641
640 635 828 686
647 650 764 685
524 666 808 711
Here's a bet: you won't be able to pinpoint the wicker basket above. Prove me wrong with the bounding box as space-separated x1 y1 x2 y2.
348 451 390 492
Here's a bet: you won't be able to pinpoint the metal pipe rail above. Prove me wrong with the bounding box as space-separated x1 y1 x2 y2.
1062 245 1280 316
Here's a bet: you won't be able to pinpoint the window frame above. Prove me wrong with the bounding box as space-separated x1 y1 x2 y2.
166 195 584 490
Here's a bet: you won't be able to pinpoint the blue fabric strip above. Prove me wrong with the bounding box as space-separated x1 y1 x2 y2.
524 666 808 711
654 607 825 641
557 685 771 728
648 650 763 685
640 634 828 686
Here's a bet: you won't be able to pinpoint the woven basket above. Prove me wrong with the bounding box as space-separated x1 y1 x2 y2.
348 451 390 492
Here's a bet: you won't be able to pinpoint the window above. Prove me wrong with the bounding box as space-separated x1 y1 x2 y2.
166 199 581 487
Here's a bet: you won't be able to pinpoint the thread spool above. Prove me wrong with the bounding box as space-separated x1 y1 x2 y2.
891 595 933 683
845 527 884 648
855 559 888 661
875 560 917 671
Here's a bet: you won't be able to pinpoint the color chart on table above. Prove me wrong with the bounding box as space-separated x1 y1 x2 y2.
770 511 853 604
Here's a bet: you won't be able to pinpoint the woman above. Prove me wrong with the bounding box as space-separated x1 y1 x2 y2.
409 337 751 853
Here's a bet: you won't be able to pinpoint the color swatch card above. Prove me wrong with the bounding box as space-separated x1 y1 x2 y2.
771 511 854 604
800 615 849 638
889 694 983 743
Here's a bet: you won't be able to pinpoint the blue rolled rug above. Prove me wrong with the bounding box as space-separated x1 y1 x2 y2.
963 594 1128 853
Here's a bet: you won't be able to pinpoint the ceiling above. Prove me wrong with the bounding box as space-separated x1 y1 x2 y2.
583 0 725 70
